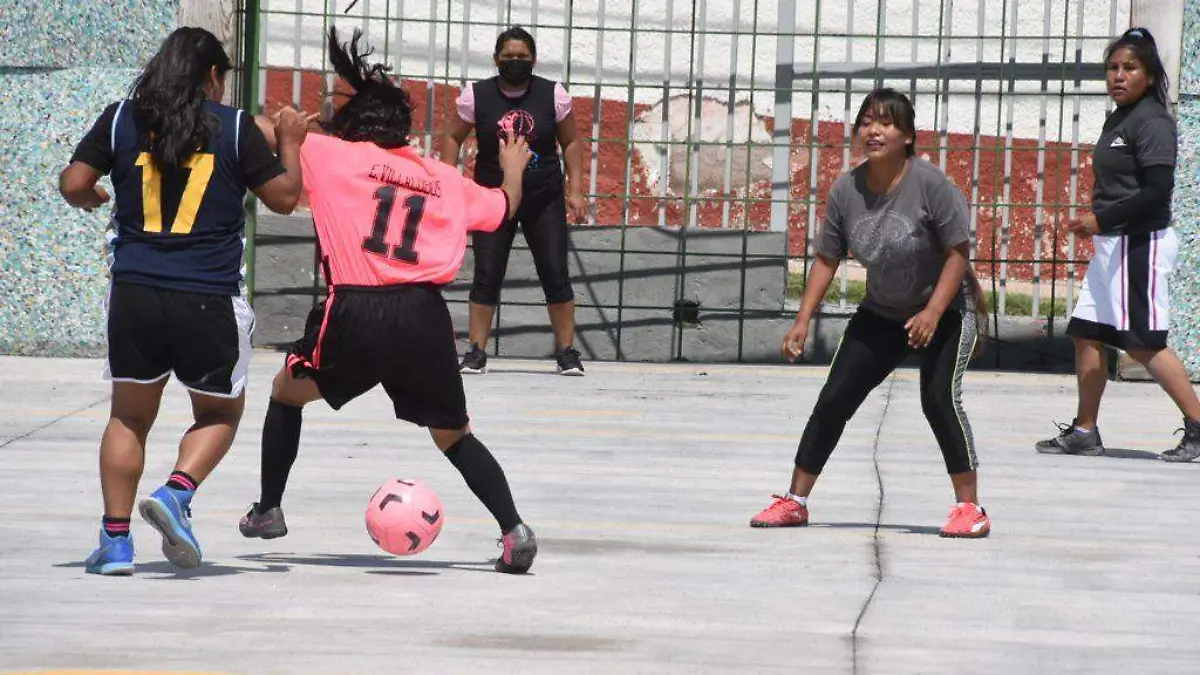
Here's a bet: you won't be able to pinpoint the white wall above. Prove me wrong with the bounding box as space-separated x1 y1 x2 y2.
261 0 1133 141
1132 0 1183 103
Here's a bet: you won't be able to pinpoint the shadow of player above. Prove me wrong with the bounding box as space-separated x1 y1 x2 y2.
1098 447 1163 461
236 551 496 575
55 558 288 579
1040 447 1163 461
808 522 944 536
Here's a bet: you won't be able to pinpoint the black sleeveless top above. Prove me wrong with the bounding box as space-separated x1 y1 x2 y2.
472 75 563 195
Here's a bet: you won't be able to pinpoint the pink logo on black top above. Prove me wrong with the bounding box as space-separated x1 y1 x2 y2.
497 109 540 168
497 109 536 143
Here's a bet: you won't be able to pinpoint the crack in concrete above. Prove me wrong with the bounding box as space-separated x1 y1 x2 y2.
851 375 897 675
0 396 110 450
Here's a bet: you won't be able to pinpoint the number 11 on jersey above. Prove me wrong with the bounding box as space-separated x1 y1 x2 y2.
362 186 425 264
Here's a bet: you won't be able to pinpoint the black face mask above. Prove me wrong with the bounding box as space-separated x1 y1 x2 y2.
498 59 534 86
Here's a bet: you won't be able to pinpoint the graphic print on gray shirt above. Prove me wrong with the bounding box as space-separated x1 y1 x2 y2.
814 158 971 322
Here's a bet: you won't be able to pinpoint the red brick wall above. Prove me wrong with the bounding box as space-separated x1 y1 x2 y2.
264 67 1093 281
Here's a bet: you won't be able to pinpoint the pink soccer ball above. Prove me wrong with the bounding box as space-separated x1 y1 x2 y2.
365 479 444 556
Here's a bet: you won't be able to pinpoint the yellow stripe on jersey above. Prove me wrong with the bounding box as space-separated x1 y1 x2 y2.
173 152 215 234
134 151 216 235
135 152 163 233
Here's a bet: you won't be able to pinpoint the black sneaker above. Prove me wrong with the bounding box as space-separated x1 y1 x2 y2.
556 346 585 376
1161 418 1200 463
460 344 488 374
495 523 538 574
239 503 288 539
1035 419 1104 456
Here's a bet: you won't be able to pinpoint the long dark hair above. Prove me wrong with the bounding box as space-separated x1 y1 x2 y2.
852 87 917 157
1105 27 1170 106
320 27 414 149
131 27 231 169
494 26 537 59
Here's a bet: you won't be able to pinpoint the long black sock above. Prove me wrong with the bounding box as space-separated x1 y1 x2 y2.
259 398 303 510
444 434 522 533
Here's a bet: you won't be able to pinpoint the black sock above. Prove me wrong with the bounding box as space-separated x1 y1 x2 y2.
166 470 199 492
259 398 303 511
102 516 131 538
444 434 522 533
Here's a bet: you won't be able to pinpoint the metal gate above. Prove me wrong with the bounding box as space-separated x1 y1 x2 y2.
235 0 1132 368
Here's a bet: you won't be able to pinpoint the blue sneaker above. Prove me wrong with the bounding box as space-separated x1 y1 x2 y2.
138 485 202 569
85 530 134 576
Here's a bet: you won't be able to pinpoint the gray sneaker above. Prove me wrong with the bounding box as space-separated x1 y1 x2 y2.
1035 420 1105 456
239 504 288 539
495 523 537 574
1161 419 1200 463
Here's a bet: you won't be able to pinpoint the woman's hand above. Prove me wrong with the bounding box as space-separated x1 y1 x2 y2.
566 191 588 223
780 318 810 362
1067 213 1100 239
82 185 111 212
274 106 318 147
904 307 943 348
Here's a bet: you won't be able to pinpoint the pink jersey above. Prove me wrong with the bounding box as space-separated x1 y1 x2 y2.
300 133 507 287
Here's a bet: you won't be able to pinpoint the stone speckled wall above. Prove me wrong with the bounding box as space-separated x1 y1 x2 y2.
0 1 176 356
1174 1 1200 377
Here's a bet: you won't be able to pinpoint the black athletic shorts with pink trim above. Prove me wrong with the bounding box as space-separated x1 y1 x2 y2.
286 284 469 429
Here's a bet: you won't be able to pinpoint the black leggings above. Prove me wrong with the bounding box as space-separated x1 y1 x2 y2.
468 190 574 306
795 307 979 476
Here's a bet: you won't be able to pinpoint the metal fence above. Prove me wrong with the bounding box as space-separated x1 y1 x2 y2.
235 0 1133 365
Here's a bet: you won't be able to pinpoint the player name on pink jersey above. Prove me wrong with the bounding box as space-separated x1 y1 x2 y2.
368 163 443 198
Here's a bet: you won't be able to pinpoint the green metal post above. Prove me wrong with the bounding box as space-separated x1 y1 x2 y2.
241 0 262 302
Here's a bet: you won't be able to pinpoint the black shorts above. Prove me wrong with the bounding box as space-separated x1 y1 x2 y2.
469 189 574 306
287 284 469 429
106 281 255 397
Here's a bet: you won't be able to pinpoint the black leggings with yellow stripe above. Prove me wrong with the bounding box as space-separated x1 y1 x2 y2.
795 306 979 476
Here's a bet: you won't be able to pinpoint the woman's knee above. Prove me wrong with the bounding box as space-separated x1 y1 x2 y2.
191 391 246 427
271 368 320 408
1127 347 1165 366
920 381 955 415
469 285 502 306
543 281 574 305
431 426 470 452
811 391 857 424
469 260 505 305
109 381 166 436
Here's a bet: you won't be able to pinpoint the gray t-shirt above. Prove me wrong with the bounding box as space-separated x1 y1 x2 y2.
815 158 971 322
1091 95 1176 233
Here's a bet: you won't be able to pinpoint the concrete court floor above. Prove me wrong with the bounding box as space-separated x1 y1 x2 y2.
1 354 1197 675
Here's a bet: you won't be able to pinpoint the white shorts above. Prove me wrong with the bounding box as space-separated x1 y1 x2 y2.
1067 228 1177 350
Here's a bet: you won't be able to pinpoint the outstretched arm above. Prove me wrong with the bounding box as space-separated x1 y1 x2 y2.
251 108 316 214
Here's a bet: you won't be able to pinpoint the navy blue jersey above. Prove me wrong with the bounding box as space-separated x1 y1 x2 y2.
71 100 284 295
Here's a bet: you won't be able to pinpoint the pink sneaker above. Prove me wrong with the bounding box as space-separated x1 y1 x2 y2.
940 502 990 538
749 494 809 528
